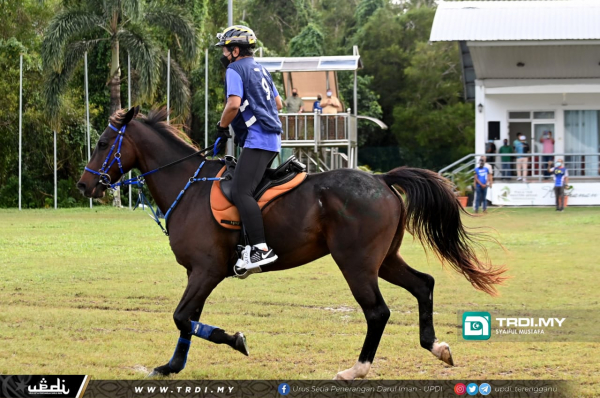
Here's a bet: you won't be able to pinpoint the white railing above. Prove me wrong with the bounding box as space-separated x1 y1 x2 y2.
440 152 600 182
279 112 354 147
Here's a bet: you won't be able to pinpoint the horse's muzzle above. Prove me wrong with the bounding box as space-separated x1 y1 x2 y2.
77 180 106 198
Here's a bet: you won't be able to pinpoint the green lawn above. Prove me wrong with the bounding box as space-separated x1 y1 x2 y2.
0 207 598 396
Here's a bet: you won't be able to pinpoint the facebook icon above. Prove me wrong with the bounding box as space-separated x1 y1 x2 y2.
278 383 290 396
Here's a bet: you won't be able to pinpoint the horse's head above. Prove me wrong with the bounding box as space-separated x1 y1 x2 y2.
77 106 140 198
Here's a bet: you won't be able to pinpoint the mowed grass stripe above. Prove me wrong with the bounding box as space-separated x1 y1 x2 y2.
0 207 598 395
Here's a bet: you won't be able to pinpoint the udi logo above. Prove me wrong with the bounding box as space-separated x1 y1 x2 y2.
454 383 467 395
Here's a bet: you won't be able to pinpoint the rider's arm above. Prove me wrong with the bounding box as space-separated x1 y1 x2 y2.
220 69 243 127
220 95 242 127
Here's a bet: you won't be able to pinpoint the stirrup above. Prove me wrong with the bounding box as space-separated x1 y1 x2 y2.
233 258 262 279
233 246 262 279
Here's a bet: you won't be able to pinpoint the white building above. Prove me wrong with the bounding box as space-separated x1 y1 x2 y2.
431 0 600 205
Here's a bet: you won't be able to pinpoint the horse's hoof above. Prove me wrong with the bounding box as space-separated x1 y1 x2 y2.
147 364 173 378
333 362 371 380
333 371 353 380
234 332 250 356
432 341 454 366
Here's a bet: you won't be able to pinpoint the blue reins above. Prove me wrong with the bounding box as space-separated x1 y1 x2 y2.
84 122 225 236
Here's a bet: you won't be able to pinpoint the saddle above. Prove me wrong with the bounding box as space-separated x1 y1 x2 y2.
210 155 307 230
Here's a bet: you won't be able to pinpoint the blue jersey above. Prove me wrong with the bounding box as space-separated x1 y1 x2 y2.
313 100 322 113
476 166 490 185
226 57 282 152
551 167 568 187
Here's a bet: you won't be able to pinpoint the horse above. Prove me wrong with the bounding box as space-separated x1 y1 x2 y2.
77 106 506 380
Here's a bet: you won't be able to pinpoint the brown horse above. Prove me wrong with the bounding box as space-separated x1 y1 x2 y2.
77 107 506 379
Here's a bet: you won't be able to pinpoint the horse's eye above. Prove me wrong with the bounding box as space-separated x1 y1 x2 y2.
98 141 108 150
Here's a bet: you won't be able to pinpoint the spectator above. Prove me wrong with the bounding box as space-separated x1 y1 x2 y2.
320 89 342 114
499 138 513 179
548 159 569 211
284 88 304 113
540 130 555 179
513 134 530 182
474 157 493 213
313 94 323 113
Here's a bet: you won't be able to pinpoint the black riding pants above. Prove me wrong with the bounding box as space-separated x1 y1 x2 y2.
231 148 278 246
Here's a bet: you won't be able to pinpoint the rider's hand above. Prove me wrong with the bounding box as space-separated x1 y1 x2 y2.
214 122 231 154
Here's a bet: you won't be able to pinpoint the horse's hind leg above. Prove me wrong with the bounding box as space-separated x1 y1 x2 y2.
331 257 391 380
150 269 248 377
379 253 454 366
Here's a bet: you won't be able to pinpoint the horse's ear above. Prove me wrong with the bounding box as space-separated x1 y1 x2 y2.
134 105 140 117
122 106 138 125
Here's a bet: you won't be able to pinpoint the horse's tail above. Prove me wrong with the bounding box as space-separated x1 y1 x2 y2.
378 167 507 296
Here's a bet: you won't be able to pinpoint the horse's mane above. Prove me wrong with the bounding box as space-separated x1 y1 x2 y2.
110 108 199 150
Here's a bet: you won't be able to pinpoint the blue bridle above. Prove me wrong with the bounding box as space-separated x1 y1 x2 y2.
83 122 226 235
84 123 127 186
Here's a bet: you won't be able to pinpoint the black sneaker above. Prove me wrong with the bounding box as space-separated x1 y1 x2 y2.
243 246 278 270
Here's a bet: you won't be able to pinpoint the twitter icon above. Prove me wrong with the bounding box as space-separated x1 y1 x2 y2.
466 383 479 396
479 383 491 395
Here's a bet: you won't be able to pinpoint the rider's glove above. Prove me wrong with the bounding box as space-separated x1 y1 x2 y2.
214 122 231 155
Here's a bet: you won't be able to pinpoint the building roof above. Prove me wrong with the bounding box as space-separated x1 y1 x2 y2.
255 56 362 72
430 1 600 42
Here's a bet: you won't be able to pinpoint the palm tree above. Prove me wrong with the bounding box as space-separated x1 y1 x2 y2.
42 0 198 206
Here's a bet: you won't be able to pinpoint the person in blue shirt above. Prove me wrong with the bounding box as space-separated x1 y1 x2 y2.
474 157 493 213
214 25 283 269
548 159 569 211
313 94 323 113
513 134 530 182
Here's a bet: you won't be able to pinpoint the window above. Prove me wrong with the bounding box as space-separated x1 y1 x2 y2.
509 111 530 119
533 111 555 119
564 110 600 176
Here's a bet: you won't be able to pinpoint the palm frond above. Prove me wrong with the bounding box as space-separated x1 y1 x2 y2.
42 9 103 71
144 3 198 65
162 55 191 118
43 38 102 129
117 25 160 103
121 0 142 21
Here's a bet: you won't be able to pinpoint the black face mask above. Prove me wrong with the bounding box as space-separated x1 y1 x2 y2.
292 92 298 97
220 54 231 68
317 97 321 101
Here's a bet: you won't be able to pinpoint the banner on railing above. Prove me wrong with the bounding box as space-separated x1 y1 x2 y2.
489 183 600 206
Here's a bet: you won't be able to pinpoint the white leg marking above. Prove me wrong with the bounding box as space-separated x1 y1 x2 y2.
431 341 449 359
334 361 371 380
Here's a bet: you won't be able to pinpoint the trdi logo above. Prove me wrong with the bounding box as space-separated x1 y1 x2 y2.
462 312 491 340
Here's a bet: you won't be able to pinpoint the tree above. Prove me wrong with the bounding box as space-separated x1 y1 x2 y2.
354 4 436 124
391 41 474 170
242 0 315 55
42 0 198 206
355 0 385 27
42 0 198 127
289 23 324 57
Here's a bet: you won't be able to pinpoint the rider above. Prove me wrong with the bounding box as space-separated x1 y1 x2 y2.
214 25 283 269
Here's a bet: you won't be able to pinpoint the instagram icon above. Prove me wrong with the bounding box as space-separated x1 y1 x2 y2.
454 383 467 395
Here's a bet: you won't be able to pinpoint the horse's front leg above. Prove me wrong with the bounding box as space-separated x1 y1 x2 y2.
149 269 248 377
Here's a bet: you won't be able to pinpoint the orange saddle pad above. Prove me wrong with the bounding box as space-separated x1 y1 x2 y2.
210 166 307 230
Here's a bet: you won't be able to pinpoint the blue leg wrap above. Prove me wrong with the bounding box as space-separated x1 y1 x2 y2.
168 337 191 372
190 321 217 340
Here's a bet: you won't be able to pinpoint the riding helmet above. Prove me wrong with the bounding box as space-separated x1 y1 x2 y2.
215 25 257 47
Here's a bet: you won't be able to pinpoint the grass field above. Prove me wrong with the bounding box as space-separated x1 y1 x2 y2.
0 207 598 395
